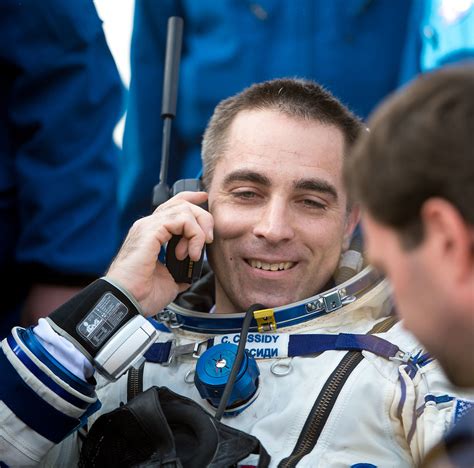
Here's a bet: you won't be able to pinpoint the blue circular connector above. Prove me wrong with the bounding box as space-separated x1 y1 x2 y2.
194 343 259 412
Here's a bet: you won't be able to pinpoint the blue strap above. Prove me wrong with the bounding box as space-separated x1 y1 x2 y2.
288 333 400 360
425 394 455 405
144 341 172 363
144 333 401 363
148 317 170 332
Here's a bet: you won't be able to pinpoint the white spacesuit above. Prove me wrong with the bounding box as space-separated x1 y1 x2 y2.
2 261 471 467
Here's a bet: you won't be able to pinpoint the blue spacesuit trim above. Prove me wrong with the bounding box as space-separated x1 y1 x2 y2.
397 369 407 422
164 304 332 334
407 402 418 445
6 334 90 409
17 328 95 396
0 347 84 443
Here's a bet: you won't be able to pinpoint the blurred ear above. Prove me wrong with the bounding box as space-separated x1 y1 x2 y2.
343 204 360 251
421 198 474 285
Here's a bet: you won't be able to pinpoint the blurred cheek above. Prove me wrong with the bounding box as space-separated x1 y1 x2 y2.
392 281 425 336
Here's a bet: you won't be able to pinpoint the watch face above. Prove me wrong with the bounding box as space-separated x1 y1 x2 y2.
77 292 128 348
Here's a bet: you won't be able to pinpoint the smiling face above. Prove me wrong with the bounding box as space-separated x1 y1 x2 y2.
206 109 358 313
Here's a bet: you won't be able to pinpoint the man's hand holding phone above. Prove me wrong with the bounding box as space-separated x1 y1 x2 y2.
106 191 213 316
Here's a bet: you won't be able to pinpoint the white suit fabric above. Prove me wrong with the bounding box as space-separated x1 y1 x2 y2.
28 279 473 468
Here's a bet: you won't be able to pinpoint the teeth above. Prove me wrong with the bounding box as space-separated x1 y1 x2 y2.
249 260 294 271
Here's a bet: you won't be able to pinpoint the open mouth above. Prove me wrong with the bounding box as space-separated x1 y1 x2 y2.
247 259 295 271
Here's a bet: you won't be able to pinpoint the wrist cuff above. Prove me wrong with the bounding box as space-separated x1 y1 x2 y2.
47 278 157 380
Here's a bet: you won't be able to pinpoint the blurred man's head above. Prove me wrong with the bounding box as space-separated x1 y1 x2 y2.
202 79 363 312
345 66 474 387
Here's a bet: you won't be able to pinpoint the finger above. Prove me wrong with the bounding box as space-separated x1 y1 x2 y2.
161 203 213 243
152 191 208 214
172 190 208 204
194 207 214 244
174 235 204 262
187 234 207 261
167 195 213 242
175 236 189 261
153 199 213 242
179 217 207 261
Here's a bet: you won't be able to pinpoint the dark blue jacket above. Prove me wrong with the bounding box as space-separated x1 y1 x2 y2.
0 0 123 332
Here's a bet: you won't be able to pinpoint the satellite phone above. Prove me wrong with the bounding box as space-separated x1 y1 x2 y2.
151 16 205 284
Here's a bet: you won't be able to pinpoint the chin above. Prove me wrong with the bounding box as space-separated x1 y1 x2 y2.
240 294 297 311
441 358 474 388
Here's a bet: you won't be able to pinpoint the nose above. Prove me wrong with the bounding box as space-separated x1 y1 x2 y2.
252 197 295 244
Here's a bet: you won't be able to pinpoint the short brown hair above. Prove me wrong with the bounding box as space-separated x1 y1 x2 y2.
345 65 474 248
202 78 363 189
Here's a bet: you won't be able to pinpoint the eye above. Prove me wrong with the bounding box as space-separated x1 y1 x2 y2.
230 190 259 200
300 198 327 210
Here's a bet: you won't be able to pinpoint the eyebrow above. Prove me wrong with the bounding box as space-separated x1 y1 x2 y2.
293 178 338 201
222 170 271 187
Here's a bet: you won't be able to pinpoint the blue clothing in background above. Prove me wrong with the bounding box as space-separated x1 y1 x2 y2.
400 0 474 83
421 0 474 70
120 0 412 236
0 0 123 335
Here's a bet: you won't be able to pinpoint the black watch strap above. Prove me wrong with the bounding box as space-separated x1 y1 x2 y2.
47 278 141 361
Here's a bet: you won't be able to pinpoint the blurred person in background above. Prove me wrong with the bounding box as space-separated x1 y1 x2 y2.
346 64 474 468
0 0 124 337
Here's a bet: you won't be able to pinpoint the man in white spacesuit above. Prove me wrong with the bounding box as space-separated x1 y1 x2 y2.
0 79 471 467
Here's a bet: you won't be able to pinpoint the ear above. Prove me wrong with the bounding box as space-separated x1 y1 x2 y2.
342 204 361 251
421 198 474 285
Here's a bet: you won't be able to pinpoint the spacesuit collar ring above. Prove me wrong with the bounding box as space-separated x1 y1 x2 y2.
158 265 384 334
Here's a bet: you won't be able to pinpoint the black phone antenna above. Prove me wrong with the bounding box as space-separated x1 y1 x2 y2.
152 16 184 208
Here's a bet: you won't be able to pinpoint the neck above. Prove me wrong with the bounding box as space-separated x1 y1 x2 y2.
213 286 239 314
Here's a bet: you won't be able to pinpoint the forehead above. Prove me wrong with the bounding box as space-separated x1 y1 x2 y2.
213 109 345 187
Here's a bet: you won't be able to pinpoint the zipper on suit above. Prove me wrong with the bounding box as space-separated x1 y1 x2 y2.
278 316 397 467
127 362 145 402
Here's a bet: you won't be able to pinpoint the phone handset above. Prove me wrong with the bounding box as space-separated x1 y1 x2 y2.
151 17 205 284
165 178 207 284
